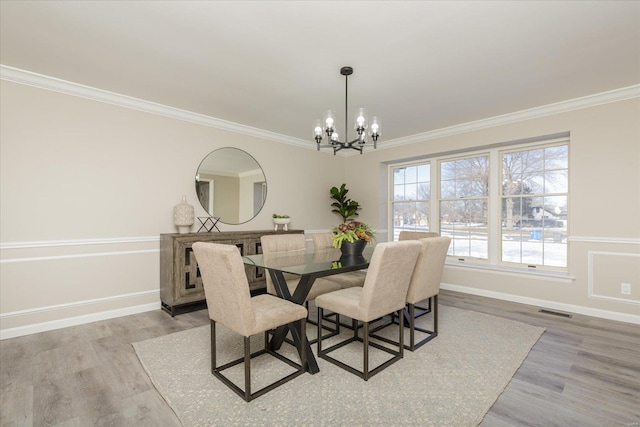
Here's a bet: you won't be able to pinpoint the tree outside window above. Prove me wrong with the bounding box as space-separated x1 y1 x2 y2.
439 155 489 260
391 164 430 240
501 144 568 267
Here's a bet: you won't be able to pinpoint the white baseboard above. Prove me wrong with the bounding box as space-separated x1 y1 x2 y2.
441 283 640 325
0 300 160 340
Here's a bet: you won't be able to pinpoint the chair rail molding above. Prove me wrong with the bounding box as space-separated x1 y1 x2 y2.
1 235 160 250
568 236 640 245
1 236 160 264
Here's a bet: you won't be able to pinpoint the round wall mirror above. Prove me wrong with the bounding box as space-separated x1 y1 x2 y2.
195 148 267 225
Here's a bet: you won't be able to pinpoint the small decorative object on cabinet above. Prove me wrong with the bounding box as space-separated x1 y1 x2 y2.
160 229 304 316
173 195 194 234
197 216 221 232
272 214 291 231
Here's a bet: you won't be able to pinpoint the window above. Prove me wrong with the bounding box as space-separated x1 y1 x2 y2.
388 137 569 272
501 144 568 268
391 163 431 240
439 155 489 261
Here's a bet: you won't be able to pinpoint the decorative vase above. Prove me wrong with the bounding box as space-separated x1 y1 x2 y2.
173 195 194 234
339 239 367 257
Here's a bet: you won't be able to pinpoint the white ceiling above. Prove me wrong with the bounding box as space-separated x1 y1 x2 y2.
1 1 639 145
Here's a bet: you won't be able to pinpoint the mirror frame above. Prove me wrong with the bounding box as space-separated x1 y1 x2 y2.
195 147 267 225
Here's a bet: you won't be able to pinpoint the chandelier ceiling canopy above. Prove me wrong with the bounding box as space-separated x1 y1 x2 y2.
313 66 380 155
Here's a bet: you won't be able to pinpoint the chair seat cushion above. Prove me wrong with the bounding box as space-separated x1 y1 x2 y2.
315 287 363 321
250 294 308 336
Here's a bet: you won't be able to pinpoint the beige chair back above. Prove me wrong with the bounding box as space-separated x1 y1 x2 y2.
312 233 335 250
260 234 307 295
398 230 439 241
359 241 421 321
405 237 451 304
192 242 256 337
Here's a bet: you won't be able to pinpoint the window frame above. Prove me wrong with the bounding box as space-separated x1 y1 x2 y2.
387 135 570 273
438 152 491 263
498 141 569 272
389 160 432 241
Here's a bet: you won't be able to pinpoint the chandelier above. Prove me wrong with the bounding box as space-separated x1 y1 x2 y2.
313 66 380 155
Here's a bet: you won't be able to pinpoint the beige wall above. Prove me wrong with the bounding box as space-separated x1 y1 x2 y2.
344 98 640 320
0 80 344 336
1 78 638 338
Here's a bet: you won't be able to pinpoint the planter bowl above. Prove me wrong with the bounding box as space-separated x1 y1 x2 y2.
339 239 368 257
273 218 291 231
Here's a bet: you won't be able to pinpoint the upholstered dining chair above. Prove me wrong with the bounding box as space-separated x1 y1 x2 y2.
261 233 343 300
372 236 451 351
312 232 367 331
398 230 440 317
315 240 422 380
398 230 439 240
312 232 366 289
192 242 307 402
260 233 342 342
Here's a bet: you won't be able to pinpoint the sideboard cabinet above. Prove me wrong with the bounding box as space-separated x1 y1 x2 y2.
160 230 304 316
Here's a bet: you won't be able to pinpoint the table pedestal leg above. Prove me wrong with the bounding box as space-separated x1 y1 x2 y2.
268 271 319 374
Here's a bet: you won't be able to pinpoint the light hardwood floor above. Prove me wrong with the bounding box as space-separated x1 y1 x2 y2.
1 290 639 426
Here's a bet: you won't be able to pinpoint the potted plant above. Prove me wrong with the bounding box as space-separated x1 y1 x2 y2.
272 213 291 231
332 221 374 255
330 183 360 222
329 184 374 255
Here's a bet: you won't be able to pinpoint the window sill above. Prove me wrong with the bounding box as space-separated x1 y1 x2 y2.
444 261 575 283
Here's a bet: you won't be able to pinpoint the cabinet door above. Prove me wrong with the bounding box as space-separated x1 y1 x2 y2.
252 239 266 284
175 241 205 304
176 240 248 304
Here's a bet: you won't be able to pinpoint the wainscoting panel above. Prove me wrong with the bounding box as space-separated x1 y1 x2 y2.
0 236 161 338
588 251 640 304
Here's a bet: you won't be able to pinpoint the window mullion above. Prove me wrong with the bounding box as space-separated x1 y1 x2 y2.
431 161 440 234
489 150 500 265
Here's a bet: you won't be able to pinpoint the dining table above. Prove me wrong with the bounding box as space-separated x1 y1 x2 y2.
242 246 373 374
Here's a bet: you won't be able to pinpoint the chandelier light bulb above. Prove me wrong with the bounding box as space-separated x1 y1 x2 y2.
313 120 323 138
324 110 336 131
355 108 367 128
370 116 381 136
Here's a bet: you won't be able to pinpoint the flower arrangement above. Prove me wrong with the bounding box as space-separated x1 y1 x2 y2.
332 221 375 248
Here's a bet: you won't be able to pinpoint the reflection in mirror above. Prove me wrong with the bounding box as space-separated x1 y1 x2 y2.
195 148 267 225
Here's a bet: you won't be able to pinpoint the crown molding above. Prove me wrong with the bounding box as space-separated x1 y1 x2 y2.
2 65 638 156
378 84 640 151
0 64 313 150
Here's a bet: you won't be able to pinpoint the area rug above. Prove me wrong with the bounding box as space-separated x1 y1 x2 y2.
133 305 544 426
